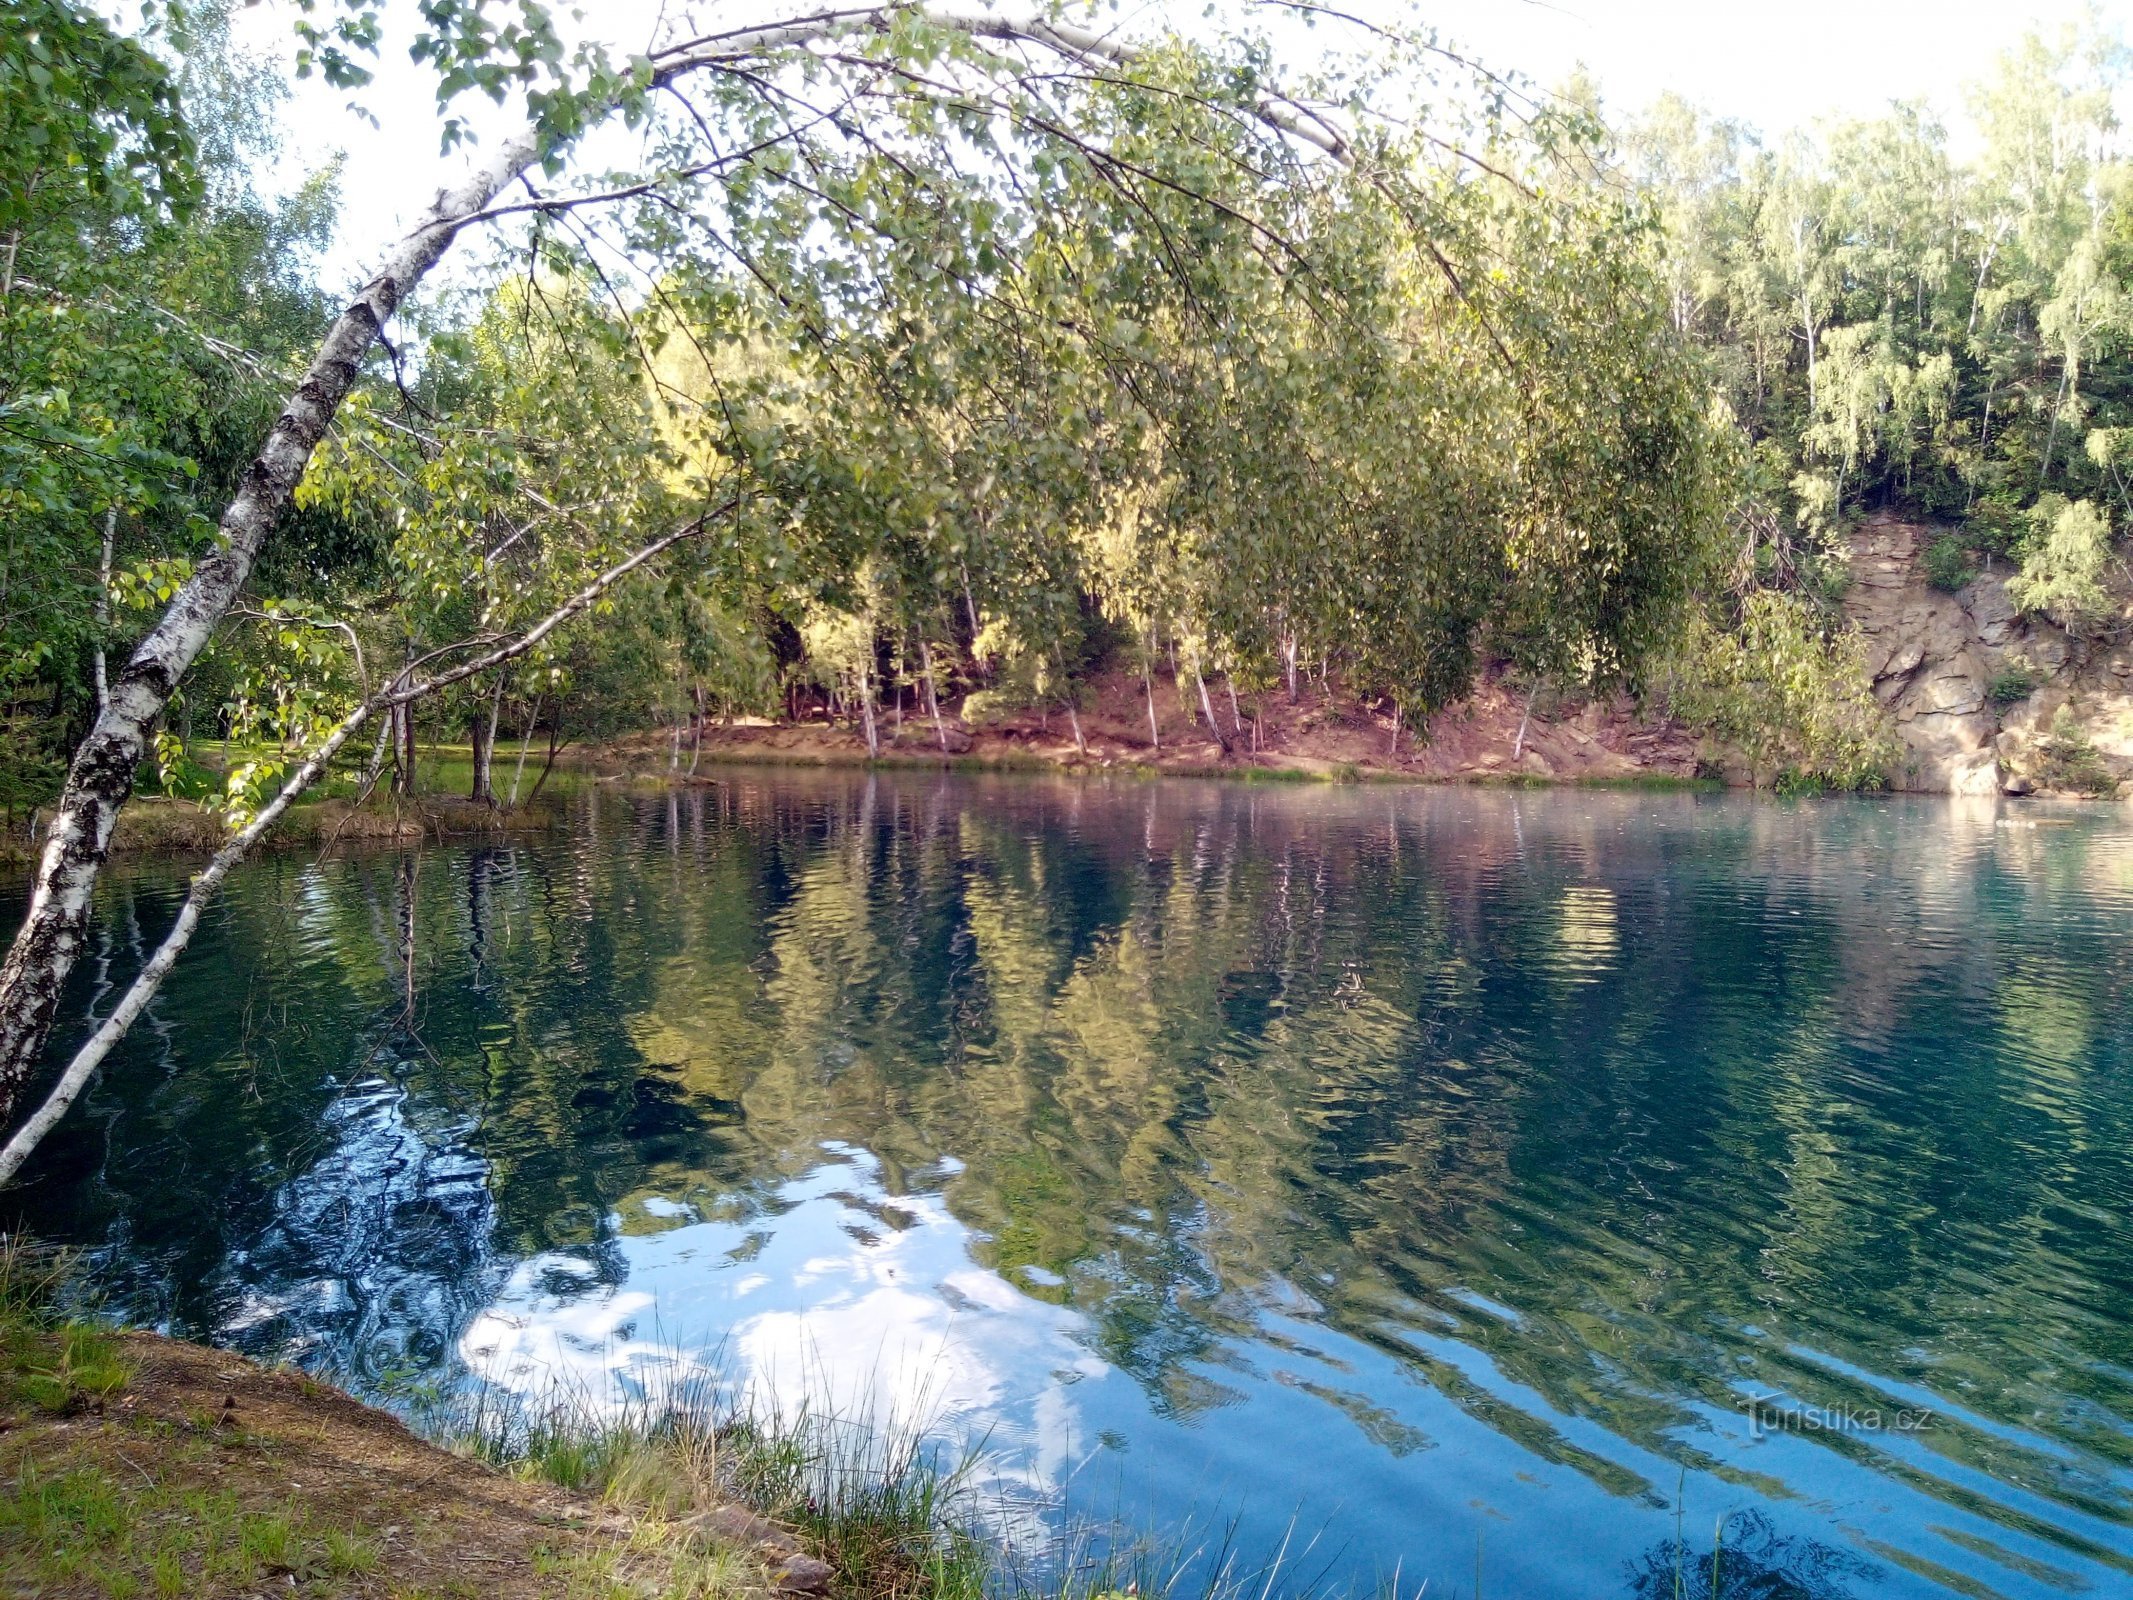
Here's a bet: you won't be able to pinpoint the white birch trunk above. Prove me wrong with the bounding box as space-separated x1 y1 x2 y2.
0 512 720 1183
93 507 114 716
857 660 880 758
919 637 949 752
508 697 538 809
1194 665 1231 754
1143 649 1161 750
0 123 549 1118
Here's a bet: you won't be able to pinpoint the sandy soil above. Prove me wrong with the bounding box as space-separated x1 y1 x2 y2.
592 668 1706 785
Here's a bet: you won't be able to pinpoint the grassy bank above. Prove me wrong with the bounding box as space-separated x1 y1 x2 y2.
0 1243 1225 1600
0 1241 838 1599
0 793 565 868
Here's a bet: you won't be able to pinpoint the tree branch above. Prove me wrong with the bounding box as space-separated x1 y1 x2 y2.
0 502 734 1186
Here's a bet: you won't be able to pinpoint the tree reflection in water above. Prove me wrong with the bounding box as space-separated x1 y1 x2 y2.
8 775 2133 1599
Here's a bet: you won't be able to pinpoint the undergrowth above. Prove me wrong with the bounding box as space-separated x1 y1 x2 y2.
2033 706 2121 796
0 1236 128 1418
425 1367 1332 1600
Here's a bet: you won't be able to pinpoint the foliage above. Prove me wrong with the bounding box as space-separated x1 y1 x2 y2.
2007 495 2116 631
1621 29 2133 592
34 0 1726 813
2033 704 2119 795
1663 591 1897 790
0 0 197 234
1988 663 2040 706
1 0 342 813
1924 534 1976 593
14 2 2133 849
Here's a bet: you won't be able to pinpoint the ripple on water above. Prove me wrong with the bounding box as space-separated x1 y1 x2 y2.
12 782 2133 1600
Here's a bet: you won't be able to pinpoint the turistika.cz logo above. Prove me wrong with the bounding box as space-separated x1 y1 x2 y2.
1736 1393 1937 1439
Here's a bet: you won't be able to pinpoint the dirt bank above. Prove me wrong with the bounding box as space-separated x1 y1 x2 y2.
587 667 1707 787
0 1317 822 1599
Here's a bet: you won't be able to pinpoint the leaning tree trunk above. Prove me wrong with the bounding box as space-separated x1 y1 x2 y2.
0 511 720 1184
0 121 549 1124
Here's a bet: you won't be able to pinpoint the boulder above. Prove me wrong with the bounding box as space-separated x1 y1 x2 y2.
1961 576 2019 646
774 1555 836 1595
682 1504 798 1556
1946 749 2002 796
1874 638 1926 684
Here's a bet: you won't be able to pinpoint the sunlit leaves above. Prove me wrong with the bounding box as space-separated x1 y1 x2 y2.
1663 591 1899 792
0 0 198 231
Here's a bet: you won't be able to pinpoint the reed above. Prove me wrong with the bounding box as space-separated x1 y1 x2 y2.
420 1353 1352 1600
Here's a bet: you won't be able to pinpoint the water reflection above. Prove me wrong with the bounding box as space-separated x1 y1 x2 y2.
8 776 2133 1599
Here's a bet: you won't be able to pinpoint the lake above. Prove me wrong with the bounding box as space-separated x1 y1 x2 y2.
8 773 2133 1599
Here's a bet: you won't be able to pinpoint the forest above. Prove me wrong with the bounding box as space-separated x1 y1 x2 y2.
9 12 2133 1600
2 0 2133 1154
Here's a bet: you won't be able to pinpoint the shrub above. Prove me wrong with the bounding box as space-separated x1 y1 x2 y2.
1988 666 2039 707
2034 707 2119 797
1662 592 1898 792
1924 535 1976 592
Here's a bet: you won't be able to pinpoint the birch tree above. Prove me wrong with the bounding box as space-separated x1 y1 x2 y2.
2 0 1602 1156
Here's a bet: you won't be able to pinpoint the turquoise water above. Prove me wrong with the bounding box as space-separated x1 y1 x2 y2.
8 774 2133 1598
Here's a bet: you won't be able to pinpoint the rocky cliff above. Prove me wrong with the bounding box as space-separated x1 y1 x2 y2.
1847 513 2133 795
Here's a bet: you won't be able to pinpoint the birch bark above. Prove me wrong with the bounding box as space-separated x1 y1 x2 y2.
0 124 550 1117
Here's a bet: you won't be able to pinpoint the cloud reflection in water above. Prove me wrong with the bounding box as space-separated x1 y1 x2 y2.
459 1143 1108 1509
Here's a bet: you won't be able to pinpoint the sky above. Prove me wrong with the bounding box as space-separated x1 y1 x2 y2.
1422 0 2114 132
229 0 2130 287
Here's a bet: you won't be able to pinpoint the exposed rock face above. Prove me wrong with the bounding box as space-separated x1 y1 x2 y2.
1844 513 2133 795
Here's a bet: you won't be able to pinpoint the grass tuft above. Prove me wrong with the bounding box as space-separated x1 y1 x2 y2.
0 1240 1352 1600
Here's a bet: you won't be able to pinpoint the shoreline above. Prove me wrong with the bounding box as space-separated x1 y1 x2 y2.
576 735 1727 790
11 677 2125 870
0 793 565 868
0 1241 963 1600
